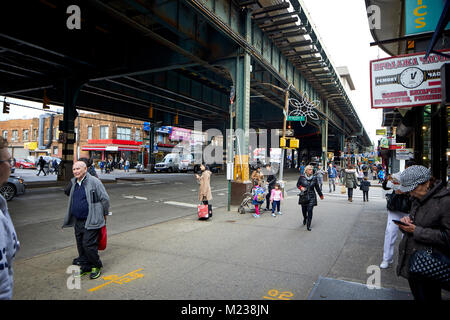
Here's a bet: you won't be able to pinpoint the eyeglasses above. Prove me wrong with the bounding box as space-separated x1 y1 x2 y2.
0 158 12 166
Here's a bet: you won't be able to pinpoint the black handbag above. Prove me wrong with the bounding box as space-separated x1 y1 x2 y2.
409 231 450 291
386 192 411 213
298 187 310 205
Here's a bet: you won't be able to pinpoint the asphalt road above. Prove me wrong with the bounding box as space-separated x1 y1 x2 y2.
8 171 229 260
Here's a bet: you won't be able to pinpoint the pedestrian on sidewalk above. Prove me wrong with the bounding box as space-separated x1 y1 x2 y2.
296 165 324 231
396 165 450 300
124 159 130 173
315 165 325 192
264 164 276 212
378 168 385 183
196 164 212 206
360 176 371 202
251 166 263 186
36 156 47 176
252 181 265 218
343 165 359 202
379 161 415 269
327 163 337 193
62 161 110 280
270 183 284 217
99 160 105 174
0 137 20 300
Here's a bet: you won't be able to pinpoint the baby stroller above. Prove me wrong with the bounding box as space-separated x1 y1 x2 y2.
238 192 256 214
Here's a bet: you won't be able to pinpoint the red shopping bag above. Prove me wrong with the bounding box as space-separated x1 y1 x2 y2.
198 204 209 220
98 225 107 250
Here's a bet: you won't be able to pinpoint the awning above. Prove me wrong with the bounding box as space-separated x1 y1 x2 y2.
82 145 141 152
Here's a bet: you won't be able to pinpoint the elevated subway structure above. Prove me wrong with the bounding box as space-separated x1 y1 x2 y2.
0 0 371 182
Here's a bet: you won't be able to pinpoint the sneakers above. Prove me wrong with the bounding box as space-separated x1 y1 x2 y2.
253 213 260 218
271 212 276 217
277 211 282 215
90 267 102 279
380 260 394 269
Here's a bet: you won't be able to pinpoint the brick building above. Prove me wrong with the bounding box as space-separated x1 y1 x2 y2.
1 112 144 165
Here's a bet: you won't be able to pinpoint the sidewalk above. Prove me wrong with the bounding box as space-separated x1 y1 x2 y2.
11 172 447 300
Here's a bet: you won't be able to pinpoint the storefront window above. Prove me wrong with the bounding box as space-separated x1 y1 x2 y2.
23 129 29 141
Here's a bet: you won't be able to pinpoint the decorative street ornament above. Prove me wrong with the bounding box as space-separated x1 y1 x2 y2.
288 92 320 127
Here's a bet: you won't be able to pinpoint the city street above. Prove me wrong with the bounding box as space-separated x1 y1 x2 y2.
10 170 437 300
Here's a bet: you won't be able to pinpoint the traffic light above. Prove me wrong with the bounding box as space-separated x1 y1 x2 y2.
280 137 286 147
2 101 10 114
148 106 154 118
174 112 179 125
43 89 50 109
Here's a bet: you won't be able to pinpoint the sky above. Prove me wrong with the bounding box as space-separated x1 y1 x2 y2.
0 0 388 145
301 0 389 144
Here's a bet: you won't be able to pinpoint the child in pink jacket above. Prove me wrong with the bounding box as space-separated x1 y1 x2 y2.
270 183 284 217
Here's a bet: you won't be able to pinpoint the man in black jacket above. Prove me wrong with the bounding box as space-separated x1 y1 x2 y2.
264 164 276 211
36 156 47 176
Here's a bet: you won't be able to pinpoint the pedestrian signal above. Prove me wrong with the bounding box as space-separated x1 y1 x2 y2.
289 139 299 149
2 101 10 114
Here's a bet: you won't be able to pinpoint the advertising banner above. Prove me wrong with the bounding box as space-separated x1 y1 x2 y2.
376 129 387 135
370 50 450 109
405 0 450 36
170 127 191 141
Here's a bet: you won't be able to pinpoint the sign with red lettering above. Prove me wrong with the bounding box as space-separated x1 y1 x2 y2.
370 49 450 109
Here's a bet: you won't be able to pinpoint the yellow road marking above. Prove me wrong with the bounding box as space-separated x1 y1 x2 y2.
89 268 144 292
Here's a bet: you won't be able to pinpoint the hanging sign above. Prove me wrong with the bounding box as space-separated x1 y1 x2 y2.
370 49 450 109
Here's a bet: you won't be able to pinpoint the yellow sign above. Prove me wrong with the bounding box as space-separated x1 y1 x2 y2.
24 142 38 150
376 129 386 136
88 268 144 292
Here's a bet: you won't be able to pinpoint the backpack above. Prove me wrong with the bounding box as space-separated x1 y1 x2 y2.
254 187 265 202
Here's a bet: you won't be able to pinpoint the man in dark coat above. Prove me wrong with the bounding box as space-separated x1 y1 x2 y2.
36 156 47 176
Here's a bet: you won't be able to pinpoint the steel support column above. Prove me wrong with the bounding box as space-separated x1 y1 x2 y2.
57 79 84 182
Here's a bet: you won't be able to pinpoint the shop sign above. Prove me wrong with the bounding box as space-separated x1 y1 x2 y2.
370 49 450 109
270 148 282 163
405 0 450 36
24 142 38 150
396 148 414 160
376 129 387 135
143 122 151 131
105 146 118 151
380 137 390 149
156 126 172 134
170 127 191 141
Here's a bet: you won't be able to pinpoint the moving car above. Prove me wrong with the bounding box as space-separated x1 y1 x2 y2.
0 175 26 201
15 158 36 169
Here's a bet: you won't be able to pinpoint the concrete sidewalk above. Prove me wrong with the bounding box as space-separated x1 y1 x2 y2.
11 173 447 300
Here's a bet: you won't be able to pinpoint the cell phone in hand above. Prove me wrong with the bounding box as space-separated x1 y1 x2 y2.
392 219 408 226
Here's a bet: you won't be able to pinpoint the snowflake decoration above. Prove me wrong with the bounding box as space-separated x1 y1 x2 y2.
288 92 320 127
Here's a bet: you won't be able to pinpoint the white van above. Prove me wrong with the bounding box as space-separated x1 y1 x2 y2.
155 153 180 173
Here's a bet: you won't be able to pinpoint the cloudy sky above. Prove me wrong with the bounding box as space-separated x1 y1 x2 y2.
1 0 388 144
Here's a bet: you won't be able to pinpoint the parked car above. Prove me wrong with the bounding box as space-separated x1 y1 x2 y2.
15 158 36 169
0 175 26 201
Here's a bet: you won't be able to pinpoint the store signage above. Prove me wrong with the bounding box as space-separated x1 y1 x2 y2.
396 148 414 160
270 148 282 163
370 49 450 108
143 122 151 131
170 127 191 141
156 126 172 134
24 142 38 150
376 129 387 135
105 146 118 151
405 0 450 36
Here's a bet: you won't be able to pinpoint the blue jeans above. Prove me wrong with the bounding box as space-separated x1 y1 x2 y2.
272 200 281 213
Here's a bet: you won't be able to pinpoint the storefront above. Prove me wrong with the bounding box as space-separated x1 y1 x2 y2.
82 139 142 166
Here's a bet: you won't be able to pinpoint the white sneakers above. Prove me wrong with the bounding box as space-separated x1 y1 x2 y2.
380 259 394 269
